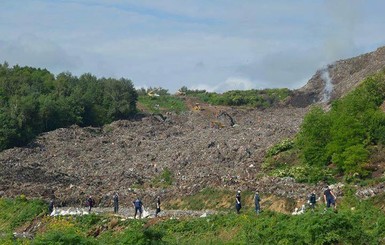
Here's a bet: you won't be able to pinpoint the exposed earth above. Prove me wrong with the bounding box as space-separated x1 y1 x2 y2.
2 47 385 213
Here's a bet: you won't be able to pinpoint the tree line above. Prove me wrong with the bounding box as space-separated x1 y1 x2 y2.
178 86 292 108
0 62 138 151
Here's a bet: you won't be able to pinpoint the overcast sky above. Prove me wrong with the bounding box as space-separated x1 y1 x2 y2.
1 0 385 93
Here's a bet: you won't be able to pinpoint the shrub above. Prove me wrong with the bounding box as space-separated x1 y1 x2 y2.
33 228 94 245
152 168 173 188
266 139 294 157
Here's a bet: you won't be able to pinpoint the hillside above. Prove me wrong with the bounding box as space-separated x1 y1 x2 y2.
288 46 385 107
2 46 385 211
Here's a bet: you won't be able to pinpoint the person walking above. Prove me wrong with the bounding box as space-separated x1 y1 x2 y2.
323 186 336 210
235 190 242 214
133 197 143 219
87 195 95 213
155 196 161 217
254 191 261 214
113 192 119 214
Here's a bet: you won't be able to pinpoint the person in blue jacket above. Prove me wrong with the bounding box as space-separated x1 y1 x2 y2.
254 191 261 214
133 197 143 219
323 186 336 210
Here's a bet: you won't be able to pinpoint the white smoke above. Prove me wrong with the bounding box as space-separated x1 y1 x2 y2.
321 68 333 102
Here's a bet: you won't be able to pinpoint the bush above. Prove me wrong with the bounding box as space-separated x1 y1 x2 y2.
270 165 335 183
152 168 174 187
115 221 165 245
33 228 94 245
266 139 294 157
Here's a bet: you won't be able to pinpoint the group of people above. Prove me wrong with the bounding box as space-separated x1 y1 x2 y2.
48 193 161 219
130 195 161 218
307 186 337 212
85 193 162 219
235 186 337 214
48 186 337 218
235 190 261 215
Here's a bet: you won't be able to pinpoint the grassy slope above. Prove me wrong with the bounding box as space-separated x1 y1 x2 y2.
1 191 385 244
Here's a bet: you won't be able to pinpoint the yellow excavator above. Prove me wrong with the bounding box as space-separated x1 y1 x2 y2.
193 103 201 111
147 91 160 97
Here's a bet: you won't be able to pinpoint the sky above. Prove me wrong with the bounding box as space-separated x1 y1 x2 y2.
1 0 385 93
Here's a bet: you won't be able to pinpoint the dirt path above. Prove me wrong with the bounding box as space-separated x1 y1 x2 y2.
52 206 218 219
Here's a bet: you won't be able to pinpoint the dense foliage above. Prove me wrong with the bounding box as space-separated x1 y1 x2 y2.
262 70 385 183
179 86 292 108
0 63 138 151
297 70 385 180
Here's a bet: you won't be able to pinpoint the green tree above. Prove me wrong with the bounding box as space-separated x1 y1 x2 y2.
102 78 138 122
297 106 331 167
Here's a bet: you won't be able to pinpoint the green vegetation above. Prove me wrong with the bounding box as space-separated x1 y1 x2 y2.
138 94 187 114
0 63 138 151
298 70 385 179
167 188 235 210
0 62 292 151
265 69 385 183
151 168 174 188
179 86 292 108
0 196 46 232
266 138 295 158
2 192 385 244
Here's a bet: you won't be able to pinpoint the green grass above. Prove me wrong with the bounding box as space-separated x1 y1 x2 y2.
138 95 187 113
166 187 236 210
151 168 174 188
0 196 46 232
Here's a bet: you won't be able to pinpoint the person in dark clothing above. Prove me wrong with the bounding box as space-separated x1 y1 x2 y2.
235 190 242 214
87 196 95 213
254 191 261 214
323 186 336 210
48 199 54 214
309 191 317 212
133 197 143 219
155 196 161 217
113 193 119 214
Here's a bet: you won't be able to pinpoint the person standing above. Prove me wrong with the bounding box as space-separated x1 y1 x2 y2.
155 196 161 217
48 199 54 214
235 190 242 214
133 197 143 219
87 195 95 213
323 186 336 210
309 191 317 212
113 192 119 214
254 191 261 214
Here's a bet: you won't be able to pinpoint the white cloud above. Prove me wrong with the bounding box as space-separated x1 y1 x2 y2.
1 0 385 93
0 34 80 72
192 77 256 93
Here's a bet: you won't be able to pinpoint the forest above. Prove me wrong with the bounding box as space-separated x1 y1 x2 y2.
0 63 138 151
